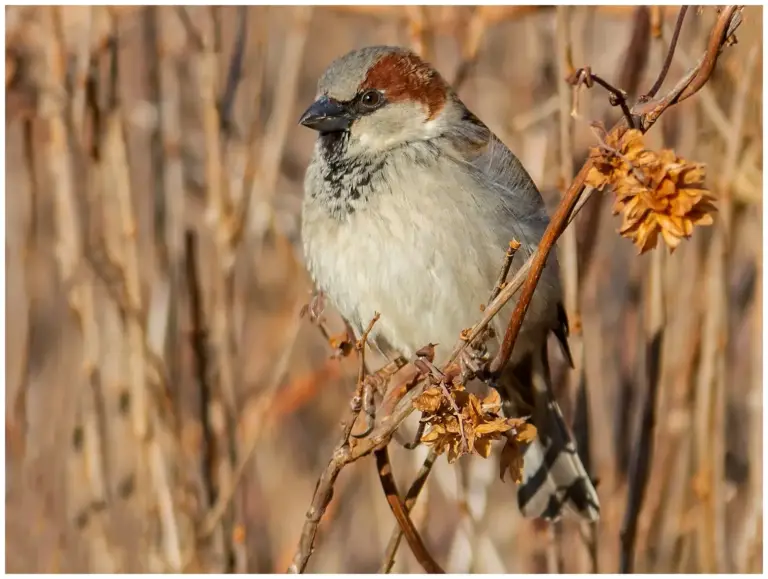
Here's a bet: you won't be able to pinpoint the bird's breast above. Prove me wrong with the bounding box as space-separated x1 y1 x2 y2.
302 156 507 362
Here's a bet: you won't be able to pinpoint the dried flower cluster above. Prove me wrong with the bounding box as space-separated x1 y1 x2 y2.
413 384 536 481
586 128 716 253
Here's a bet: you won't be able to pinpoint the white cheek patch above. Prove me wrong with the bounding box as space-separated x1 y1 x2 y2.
355 110 442 151
358 131 397 149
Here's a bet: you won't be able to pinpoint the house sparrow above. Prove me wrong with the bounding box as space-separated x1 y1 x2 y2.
299 46 599 522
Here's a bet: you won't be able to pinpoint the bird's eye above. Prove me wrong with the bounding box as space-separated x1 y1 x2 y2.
359 90 383 110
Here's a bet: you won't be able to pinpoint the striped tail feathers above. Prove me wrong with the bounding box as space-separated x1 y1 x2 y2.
498 345 600 522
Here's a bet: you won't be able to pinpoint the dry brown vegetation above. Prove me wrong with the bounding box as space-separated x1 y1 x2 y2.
5 5 763 574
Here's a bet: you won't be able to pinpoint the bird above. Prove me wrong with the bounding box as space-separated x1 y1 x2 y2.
299 45 599 522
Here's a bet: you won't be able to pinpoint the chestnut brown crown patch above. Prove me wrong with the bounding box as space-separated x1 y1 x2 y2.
360 51 449 120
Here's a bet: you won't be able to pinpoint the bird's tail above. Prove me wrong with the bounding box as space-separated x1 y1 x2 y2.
499 344 600 522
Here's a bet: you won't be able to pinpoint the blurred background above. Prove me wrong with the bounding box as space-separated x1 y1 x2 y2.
4 5 763 574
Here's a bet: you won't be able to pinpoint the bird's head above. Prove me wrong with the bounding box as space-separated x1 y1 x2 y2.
300 46 464 157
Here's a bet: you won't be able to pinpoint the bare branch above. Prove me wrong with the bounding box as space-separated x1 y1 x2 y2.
490 5 742 375
379 450 438 573
374 447 444 573
640 6 688 101
620 249 665 573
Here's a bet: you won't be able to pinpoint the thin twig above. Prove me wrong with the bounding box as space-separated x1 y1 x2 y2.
402 422 427 450
557 8 598 573
555 3 579 354
68 6 93 139
379 450 438 573
635 7 742 127
286 433 353 571
189 10 241 569
640 6 688 101
374 447 444 573
567 66 636 129
489 240 521 303
287 314 380 574
452 7 487 91
198 310 303 539
243 6 313 247
230 11 267 249
44 7 118 570
106 102 186 568
489 161 593 375
347 314 381 439
694 41 758 574
620 249 664 573
676 6 739 102
176 6 204 50
671 40 731 142
218 5 247 137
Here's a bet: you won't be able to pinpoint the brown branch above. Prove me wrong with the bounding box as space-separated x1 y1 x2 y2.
636 6 742 127
374 447 444 573
402 422 427 450
489 161 593 375
379 450 438 573
677 6 740 102
184 229 217 521
557 11 600 573
451 7 487 91
567 66 636 129
198 310 302 539
489 240 521 303
230 9 267 248
176 6 205 50
218 5 247 137
287 313 380 574
490 5 742 376
620 250 665 573
641 6 688 101
377 236 520 571
287 443 349 573
347 313 380 439
287 355 432 573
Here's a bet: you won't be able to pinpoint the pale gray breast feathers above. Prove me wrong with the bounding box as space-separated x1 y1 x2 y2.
302 131 561 364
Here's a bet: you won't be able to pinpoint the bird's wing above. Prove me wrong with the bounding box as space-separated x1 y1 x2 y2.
446 108 574 363
445 111 551 259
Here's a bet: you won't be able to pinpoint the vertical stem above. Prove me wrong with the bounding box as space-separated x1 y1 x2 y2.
556 5 579 335
693 43 757 574
195 12 240 570
156 6 187 400
69 6 93 138
620 248 665 573
44 6 117 572
245 6 312 246
556 8 594 572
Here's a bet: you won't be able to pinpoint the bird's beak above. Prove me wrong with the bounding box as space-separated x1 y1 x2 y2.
299 96 353 132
